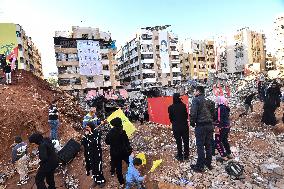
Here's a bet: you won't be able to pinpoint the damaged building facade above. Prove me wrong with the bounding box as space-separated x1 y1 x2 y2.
179 39 215 80
116 27 181 89
54 26 119 96
215 27 266 75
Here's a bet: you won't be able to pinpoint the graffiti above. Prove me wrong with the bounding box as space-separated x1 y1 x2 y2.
0 43 15 56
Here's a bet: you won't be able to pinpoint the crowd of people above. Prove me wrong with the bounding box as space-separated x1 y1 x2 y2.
10 77 283 188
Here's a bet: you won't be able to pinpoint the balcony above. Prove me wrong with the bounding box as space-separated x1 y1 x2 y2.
140 39 152 45
173 76 182 80
141 59 154 64
170 51 179 56
60 85 82 91
58 73 80 79
171 59 180 63
143 78 156 83
56 61 78 67
101 59 110 65
100 48 109 54
54 47 77 54
142 69 155 74
102 70 110 76
172 67 181 72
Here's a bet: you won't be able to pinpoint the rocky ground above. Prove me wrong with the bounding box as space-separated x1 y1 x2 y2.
0 71 284 189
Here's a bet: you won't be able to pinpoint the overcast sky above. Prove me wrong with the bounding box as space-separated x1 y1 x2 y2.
0 0 283 78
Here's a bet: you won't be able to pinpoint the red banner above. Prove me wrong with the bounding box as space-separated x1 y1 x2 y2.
147 96 189 126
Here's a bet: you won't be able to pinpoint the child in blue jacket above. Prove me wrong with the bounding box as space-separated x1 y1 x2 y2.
125 154 146 189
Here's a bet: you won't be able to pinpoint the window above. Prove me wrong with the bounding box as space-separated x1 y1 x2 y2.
82 34 88 39
87 76 93 82
16 31 21 37
104 75 110 81
18 44 23 51
170 46 176 51
172 55 179 60
156 45 160 51
142 54 153 59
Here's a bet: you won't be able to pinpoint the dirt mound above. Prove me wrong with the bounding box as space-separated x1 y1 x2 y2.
0 70 84 162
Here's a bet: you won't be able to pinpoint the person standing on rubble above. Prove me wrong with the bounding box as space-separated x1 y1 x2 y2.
83 107 101 129
105 117 132 188
28 133 59 189
190 86 214 172
262 80 281 126
81 122 106 188
214 96 232 162
12 136 29 186
168 93 189 161
239 92 256 117
48 100 60 140
3 61 12 85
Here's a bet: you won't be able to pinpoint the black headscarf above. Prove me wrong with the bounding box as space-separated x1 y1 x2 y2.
173 93 182 104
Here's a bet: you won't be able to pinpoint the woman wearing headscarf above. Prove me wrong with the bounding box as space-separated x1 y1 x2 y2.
214 96 232 161
81 122 106 188
105 117 132 188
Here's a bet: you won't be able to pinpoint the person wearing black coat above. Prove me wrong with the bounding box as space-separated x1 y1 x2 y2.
28 133 59 189
168 93 189 161
262 81 281 126
105 117 132 187
239 92 256 117
81 122 105 188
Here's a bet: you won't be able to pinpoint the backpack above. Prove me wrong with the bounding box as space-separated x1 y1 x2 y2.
225 161 244 180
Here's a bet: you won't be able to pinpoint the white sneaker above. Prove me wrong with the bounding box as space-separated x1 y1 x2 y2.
17 180 27 186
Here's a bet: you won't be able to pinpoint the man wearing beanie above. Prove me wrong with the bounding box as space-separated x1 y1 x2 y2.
11 136 29 186
29 133 59 189
105 117 133 188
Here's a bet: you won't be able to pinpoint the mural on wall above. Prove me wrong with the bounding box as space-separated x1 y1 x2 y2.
159 31 170 73
0 23 18 67
77 40 102 76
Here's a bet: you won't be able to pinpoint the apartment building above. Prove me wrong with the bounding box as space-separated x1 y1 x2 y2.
54 26 119 95
0 23 43 78
117 28 181 89
274 14 284 69
215 27 266 75
180 39 215 80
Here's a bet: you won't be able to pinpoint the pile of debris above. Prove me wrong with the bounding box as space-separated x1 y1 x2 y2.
0 70 84 188
1 70 283 189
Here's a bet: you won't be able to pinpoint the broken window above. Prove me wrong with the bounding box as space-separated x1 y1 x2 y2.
102 54 108 60
82 34 88 39
87 76 93 82
104 75 110 81
58 67 67 74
